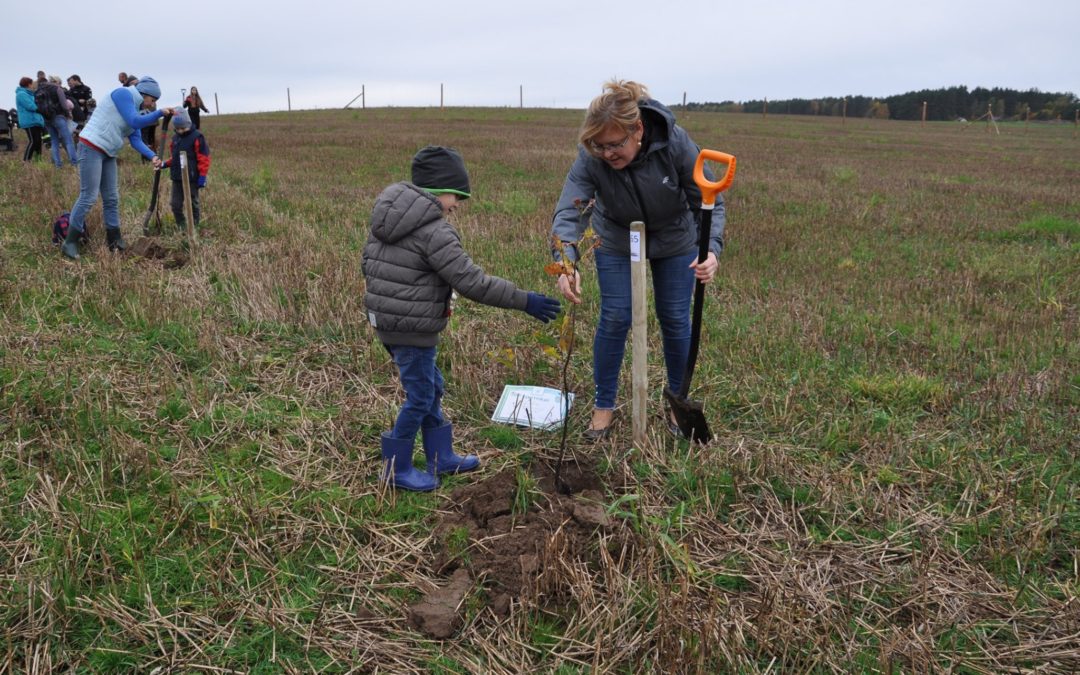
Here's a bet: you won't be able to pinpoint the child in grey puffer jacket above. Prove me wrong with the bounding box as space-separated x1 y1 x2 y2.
362 146 561 492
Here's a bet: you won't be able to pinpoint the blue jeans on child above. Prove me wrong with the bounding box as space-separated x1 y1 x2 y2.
69 144 120 234
171 182 201 225
592 249 698 410
388 345 447 441
45 116 77 167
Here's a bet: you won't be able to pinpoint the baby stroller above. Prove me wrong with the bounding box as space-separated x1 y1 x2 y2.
0 109 15 152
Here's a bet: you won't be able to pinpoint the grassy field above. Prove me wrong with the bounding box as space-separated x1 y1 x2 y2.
0 108 1077 673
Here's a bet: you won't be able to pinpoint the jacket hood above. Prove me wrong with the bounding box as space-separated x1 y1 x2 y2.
370 182 445 245
638 98 674 148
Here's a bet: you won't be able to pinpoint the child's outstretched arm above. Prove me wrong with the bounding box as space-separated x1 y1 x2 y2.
428 225 561 322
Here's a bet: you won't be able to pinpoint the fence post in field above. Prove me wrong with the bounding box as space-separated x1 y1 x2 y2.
440 84 444 109
630 221 647 447
922 101 927 126
682 91 687 108
214 93 219 115
842 98 847 124
344 89 365 109
763 97 768 119
180 151 198 252
520 85 523 109
287 88 291 112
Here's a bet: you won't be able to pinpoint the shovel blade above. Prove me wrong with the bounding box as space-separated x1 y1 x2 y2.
663 386 712 444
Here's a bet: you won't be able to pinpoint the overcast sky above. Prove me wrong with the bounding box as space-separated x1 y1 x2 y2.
7 0 1078 115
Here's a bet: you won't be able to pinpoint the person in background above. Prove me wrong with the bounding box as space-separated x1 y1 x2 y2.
117 72 129 86
14 77 44 162
43 75 77 167
162 110 211 229
362 146 562 491
550 79 725 440
183 86 210 129
60 76 174 260
140 103 157 163
67 75 93 132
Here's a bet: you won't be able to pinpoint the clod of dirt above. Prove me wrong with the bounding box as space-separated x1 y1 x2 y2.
128 237 189 269
408 568 472 639
431 460 619 618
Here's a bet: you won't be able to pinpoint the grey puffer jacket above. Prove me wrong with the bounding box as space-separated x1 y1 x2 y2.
551 98 725 262
362 182 529 347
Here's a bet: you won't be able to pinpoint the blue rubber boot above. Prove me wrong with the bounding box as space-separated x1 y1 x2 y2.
61 226 82 260
381 433 438 492
423 423 480 475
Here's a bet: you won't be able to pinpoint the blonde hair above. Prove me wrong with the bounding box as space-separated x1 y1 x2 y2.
48 75 61 85
579 79 650 153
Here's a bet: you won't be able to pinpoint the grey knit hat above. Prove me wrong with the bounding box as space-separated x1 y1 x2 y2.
411 146 471 199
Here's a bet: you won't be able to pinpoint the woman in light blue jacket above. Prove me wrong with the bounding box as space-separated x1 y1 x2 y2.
60 76 174 260
14 77 44 162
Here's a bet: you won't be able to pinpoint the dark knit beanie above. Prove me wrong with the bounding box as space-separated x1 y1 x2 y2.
411 146 471 199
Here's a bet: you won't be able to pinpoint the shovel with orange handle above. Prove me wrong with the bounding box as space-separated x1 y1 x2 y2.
663 149 736 443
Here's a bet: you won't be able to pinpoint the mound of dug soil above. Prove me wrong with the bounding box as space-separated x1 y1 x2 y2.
412 458 627 636
128 237 189 269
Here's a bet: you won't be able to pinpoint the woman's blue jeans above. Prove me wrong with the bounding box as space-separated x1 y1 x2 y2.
44 116 77 167
591 249 697 410
387 345 446 441
70 144 120 234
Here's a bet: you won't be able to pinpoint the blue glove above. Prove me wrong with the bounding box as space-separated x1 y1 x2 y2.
197 175 207 188
524 292 561 323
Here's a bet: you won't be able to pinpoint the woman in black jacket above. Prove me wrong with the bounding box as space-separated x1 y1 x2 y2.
183 86 209 129
550 79 726 440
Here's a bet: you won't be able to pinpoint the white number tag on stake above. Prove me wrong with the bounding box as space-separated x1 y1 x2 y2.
629 231 642 262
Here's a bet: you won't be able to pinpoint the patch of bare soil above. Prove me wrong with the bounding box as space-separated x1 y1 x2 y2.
411 457 625 637
128 237 189 269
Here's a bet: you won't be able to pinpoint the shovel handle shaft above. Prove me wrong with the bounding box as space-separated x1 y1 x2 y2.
693 150 736 207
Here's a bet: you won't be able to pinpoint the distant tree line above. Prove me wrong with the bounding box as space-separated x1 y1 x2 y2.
684 86 1079 121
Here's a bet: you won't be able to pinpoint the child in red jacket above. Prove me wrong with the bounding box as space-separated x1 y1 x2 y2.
163 109 211 228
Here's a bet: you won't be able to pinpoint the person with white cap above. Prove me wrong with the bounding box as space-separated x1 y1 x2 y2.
61 75 174 260
162 109 211 229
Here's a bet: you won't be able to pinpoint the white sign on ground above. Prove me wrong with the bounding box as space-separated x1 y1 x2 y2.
491 385 574 430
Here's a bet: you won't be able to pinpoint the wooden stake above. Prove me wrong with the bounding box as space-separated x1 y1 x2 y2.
842 98 847 125
180 151 198 251
763 97 768 119
630 221 648 447
214 92 219 115
921 101 927 126
440 83 444 109
287 88 291 112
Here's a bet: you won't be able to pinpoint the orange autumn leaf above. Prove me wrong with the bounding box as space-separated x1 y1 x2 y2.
544 262 569 277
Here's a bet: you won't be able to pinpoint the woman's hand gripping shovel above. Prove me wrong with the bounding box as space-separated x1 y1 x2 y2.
663 149 736 443
140 112 173 236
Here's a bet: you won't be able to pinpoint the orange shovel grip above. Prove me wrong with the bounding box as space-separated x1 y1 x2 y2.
693 149 736 206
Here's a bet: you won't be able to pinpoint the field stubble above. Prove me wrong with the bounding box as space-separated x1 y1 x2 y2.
0 108 1077 672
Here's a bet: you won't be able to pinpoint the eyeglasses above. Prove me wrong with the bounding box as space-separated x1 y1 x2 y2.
589 132 632 155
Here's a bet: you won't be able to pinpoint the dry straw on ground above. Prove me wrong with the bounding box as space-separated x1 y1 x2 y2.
1 108 1076 672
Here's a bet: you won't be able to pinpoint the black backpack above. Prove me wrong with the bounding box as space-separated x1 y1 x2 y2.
52 212 88 245
34 84 61 120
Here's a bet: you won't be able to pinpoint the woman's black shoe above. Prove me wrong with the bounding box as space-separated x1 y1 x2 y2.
583 424 614 442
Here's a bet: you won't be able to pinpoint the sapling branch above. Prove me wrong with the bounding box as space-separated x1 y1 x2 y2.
544 199 599 494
